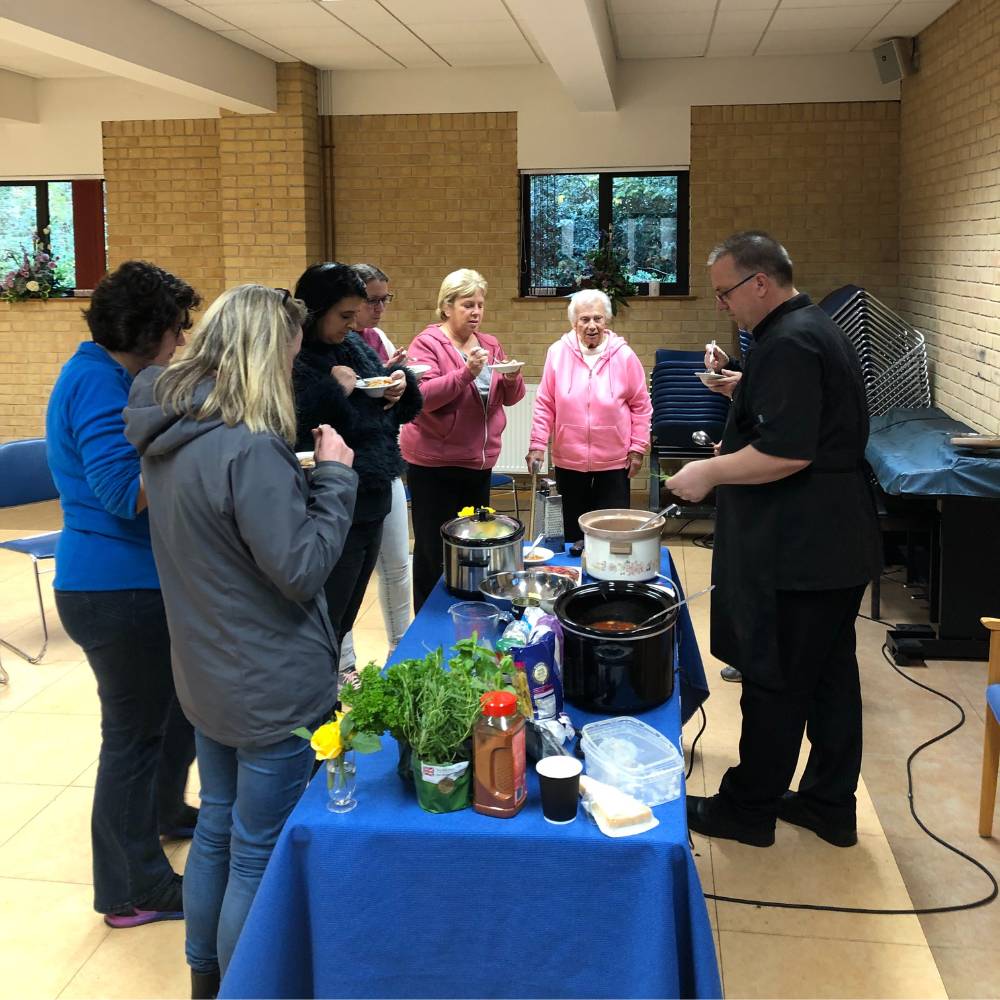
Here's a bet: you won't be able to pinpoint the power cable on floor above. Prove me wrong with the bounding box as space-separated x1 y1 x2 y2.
684 626 999 915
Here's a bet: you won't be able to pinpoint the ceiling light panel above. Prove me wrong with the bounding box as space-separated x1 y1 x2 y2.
756 25 871 53
770 4 895 30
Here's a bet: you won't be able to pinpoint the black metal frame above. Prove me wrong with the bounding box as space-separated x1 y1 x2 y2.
1 180 53 242
518 170 691 298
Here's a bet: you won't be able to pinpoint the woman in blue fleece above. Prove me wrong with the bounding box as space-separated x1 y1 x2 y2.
46 260 200 929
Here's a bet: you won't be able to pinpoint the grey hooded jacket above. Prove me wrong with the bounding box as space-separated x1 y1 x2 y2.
124 368 357 747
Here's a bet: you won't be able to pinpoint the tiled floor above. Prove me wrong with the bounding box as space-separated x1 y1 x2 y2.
0 502 997 998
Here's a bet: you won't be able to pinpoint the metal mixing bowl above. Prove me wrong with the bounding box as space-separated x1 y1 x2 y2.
479 569 578 614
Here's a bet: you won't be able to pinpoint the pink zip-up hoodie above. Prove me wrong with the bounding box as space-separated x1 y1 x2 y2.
400 325 526 469
529 331 651 472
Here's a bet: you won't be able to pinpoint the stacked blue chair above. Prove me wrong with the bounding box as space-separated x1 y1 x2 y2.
648 348 731 512
0 438 61 663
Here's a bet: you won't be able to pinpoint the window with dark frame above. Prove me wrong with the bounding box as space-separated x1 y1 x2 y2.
0 179 107 293
519 170 690 298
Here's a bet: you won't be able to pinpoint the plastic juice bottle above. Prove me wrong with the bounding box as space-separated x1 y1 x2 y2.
473 690 527 817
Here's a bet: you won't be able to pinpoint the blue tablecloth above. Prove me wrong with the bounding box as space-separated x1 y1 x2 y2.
220 548 720 1000
867 407 1000 497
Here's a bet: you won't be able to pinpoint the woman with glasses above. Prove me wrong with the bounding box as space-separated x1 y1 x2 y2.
292 263 422 681
401 268 525 611
337 264 413 672
47 260 199 930
526 289 651 543
124 285 357 997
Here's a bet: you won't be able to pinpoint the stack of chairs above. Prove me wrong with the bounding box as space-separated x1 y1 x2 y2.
647 348 730 514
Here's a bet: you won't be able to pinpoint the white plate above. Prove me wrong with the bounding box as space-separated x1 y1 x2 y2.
695 371 726 385
491 360 524 374
406 363 431 376
355 378 393 397
523 546 555 566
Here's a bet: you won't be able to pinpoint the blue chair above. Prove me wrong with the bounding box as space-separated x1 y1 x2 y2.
489 472 519 519
979 616 1000 836
0 439 61 663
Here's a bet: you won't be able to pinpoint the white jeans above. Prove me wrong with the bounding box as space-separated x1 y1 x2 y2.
339 477 411 674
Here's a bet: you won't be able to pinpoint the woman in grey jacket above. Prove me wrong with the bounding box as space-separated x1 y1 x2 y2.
124 285 357 999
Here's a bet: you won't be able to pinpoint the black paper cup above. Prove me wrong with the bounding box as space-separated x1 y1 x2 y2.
536 755 583 824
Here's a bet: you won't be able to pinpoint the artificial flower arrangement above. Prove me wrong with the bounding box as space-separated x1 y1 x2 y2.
1 229 62 302
576 225 634 316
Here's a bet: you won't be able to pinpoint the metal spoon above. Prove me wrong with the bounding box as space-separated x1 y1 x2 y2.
523 532 545 560
635 503 681 531
691 430 714 448
636 584 715 629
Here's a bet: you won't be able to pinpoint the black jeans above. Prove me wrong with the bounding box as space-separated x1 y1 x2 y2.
407 463 491 612
55 589 195 914
324 518 385 660
719 584 867 827
554 466 630 543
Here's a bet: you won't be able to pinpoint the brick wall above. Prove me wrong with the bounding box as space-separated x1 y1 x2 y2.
325 103 900 381
898 0 1000 432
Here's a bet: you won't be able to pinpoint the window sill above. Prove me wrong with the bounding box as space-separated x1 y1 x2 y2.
512 295 698 303
1 292 90 303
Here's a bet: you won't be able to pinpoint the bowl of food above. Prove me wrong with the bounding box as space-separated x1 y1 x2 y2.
479 569 577 615
296 451 316 469
695 371 726 386
523 545 555 566
491 360 524 375
355 376 395 397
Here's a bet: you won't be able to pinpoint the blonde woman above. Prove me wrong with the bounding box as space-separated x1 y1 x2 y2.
124 285 357 997
400 268 525 610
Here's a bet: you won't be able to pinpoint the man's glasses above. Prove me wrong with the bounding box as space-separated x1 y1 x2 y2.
368 294 394 307
715 272 759 305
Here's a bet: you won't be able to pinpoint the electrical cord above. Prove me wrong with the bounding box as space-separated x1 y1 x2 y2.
686 634 999 915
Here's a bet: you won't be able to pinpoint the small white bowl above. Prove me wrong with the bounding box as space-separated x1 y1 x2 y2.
406 363 431 376
492 360 524 375
523 545 555 566
296 451 315 469
695 371 726 386
355 378 393 397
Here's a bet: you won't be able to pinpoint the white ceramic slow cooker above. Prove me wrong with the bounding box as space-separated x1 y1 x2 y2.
578 508 664 582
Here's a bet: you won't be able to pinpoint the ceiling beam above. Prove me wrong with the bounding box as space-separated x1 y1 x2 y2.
0 0 276 114
0 68 38 123
505 0 617 111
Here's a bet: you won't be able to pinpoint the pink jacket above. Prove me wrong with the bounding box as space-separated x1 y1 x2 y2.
529 331 651 473
400 325 526 469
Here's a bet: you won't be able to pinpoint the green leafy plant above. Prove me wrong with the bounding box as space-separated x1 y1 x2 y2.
577 225 634 315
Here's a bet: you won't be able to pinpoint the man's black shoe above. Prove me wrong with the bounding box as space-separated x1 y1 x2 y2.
686 794 775 848
778 792 858 848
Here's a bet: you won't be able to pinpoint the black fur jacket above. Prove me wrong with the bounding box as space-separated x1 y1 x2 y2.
292 333 422 522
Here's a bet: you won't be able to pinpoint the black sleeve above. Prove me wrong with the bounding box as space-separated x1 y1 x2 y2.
747 338 822 462
292 357 358 451
387 365 423 425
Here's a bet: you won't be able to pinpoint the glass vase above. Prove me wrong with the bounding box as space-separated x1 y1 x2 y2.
326 751 357 813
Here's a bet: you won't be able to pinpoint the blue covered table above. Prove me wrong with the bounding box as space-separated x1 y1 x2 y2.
220 548 721 999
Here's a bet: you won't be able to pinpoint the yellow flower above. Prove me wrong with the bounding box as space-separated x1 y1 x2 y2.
457 505 495 518
25 280 40 293
311 717 343 760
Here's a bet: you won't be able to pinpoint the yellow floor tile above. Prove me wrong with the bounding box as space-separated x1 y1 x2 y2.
17 663 99 716
0 711 100 784
0 782 64 845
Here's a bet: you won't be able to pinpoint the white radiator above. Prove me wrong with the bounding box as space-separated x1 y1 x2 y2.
494 383 548 474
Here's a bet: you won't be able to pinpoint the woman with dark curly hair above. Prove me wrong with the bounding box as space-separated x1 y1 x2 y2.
46 260 200 929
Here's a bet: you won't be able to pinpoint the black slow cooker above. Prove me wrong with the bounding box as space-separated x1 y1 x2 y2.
554 581 677 714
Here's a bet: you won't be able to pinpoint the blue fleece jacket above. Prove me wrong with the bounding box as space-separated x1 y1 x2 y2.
46 341 159 590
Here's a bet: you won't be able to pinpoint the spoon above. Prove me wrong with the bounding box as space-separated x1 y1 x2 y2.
523 532 545 560
636 584 715 629
635 503 681 531
691 430 714 448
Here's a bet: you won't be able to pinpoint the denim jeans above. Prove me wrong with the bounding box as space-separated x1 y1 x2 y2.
54 589 195 914
340 477 412 671
184 730 315 976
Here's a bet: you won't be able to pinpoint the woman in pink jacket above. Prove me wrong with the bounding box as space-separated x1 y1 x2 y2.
401 268 525 610
526 289 652 543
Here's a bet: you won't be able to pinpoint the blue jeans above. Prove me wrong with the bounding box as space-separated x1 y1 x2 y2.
184 730 315 976
55 589 194 914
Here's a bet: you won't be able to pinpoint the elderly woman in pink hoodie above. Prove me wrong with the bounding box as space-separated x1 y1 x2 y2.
526 289 652 543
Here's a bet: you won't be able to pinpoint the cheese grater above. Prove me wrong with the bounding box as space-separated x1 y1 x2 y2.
531 477 564 551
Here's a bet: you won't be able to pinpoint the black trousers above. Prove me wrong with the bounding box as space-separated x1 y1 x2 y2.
554 466 630 543
55 588 195 914
324 517 385 654
407 463 491 612
719 584 866 827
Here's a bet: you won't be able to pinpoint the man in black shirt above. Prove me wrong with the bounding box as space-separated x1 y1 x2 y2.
669 231 881 849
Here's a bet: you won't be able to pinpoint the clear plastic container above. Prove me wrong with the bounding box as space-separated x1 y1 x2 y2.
580 716 684 806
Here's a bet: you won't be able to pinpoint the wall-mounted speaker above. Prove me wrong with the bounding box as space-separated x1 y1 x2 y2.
873 37 914 84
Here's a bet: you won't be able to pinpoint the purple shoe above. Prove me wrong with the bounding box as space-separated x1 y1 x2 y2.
104 907 184 929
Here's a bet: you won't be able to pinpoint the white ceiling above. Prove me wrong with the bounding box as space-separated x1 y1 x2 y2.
0 0 959 78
